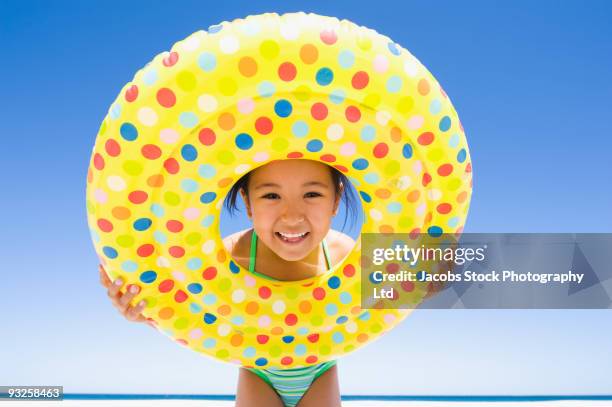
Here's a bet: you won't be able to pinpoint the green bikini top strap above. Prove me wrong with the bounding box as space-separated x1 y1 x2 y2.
249 230 333 274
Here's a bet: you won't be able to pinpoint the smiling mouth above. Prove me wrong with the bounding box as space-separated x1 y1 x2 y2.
275 231 310 244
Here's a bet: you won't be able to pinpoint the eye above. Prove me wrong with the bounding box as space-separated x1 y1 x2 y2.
304 192 323 198
262 193 280 200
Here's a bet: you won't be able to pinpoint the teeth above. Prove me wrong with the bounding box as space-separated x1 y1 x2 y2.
278 232 307 238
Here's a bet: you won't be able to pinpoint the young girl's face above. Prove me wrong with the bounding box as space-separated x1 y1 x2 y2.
240 160 341 262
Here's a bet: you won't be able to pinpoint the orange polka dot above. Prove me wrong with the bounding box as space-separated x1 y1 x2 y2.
158 307 174 320
375 189 391 199
218 112 235 130
218 177 234 188
357 333 369 343
245 301 259 315
424 212 432 224
390 126 402 142
147 174 164 187
271 326 284 335
218 304 231 316
418 78 430 95
407 190 420 202
238 56 258 77
300 44 318 64
230 334 244 347
350 306 362 315
457 191 468 203
299 301 312 313
111 206 131 220
217 250 226 263
379 224 394 233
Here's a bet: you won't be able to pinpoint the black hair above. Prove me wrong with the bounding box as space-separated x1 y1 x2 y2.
223 164 360 232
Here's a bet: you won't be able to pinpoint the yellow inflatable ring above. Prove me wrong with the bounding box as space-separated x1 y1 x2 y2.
87 12 472 368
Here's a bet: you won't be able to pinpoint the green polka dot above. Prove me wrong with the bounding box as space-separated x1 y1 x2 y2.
397 96 414 113
164 191 181 206
218 278 232 292
123 160 143 176
174 317 189 330
116 235 134 248
270 345 282 357
185 232 202 245
260 40 280 60
177 70 197 91
216 349 229 359
370 323 382 333
284 287 299 300
310 315 323 326
320 344 331 355
86 200 94 214
218 77 237 96
344 344 355 353
217 150 235 165
244 327 258 335
272 138 289 152
384 160 400 176
293 85 312 101
427 148 444 162
98 120 107 136
144 297 156 308
399 216 413 228
447 178 462 191
356 35 372 51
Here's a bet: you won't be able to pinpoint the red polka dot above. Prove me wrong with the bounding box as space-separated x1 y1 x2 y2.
169 246 185 258
343 264 356 277
285 314 298 326
128 191 148 204
345 105 361 122
93 153 105 170
373 143 389 159
321 154 336 163
162 51 179 67
97 218 113 232
125 85 138 102
438 164 453 176
159 279 175 293
401 281 415 292
175 339 188 346
141 144 162 160
466 163 472 173
386 263 399 273
278 62 297 81
166 220 184 233
255 117 273 135
307 333 319 343
105 139 121 157
311 103 328 120
437 203 452 214
202 267 217 280
417 132 434 146
320 29 337 45
422 173 432 187
164 158 180 174
312 287 326 300
256 335 269 344
156 88 176 108
198 128 216 146
334 164 348 173
306 355 318 364
174 289 188 303
351 71 369 89
259 286 272 299
287 152 303 159
281 356 293 366
137 244 154 257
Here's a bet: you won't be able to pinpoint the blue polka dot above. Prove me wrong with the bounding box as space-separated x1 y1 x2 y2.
327 276 341 289
359 191 372 203
430 99 442 115
133 218 152 231
439 116 452 132
203 338 216 348
231 316 245 325
208 24 223 33
143 69 158 85
402 144 413 159
181 179 199 193
90 229 100 244
198 164 217 179
457 148 467 163
258 81 275 97
153 231 167 244
295 344 307 356
325 303 338 316
203 313 217 324
198 52 217 71
282 336 295 344
292 120 309 138
369 272 381 284
235 133 253 150
358 311 371 321
332 332 345 343
336 316 348 324
187 258 202 270
203 294 217 305
386 76 402 93
338 50 355 68
189 303 202 313
316 68 334 86
229 261 240 274
200 192 217 204
255 358 268 367
150 204 164 217
188 283 203 294
297 327 309 335
243 347 256 358
121 260 138 273
364 172 380 184
352 158 369 170
449 134 460 148
180 112 199 129
447 216 460 228
181 144 198 161
387 202 402 214
329 89 346 104
102 246 118 259
339 292 352 304
428 226 443 237
306 139 323 152
388 42 401 55
274 99 293 117
120 123 138 141
201 215 215 227
139 270 157 284
110 104 121 120
360 125 376 142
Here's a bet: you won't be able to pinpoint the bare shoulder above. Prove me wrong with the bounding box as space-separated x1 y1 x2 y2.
326 229 356 264
222 228 253 260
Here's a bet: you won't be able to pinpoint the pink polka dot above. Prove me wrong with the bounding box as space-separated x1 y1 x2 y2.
160 128 179 144
373 55 389 73
340 142 356 156
237 98 255 114
93 188 107 203
320 29 337 45
183 207 200 220
162 51 179 67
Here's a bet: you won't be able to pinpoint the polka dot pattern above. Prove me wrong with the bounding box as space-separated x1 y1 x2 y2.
87 12 471 369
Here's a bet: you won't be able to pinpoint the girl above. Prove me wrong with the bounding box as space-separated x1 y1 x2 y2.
100 159 360 407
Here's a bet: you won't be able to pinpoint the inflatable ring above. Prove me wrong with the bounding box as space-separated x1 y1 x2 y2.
87 12 472 368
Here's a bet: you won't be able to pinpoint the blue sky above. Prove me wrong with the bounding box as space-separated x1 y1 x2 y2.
1 0 611 395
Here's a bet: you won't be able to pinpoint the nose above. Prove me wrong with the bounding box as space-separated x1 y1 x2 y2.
280 202 305 225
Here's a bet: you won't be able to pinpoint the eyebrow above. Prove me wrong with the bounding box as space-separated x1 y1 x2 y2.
253 181 330 190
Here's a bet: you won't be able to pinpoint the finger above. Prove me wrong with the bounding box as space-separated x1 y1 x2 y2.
119 285 141 308
99 266 112 288
107 276 124 298
126 300 147 322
